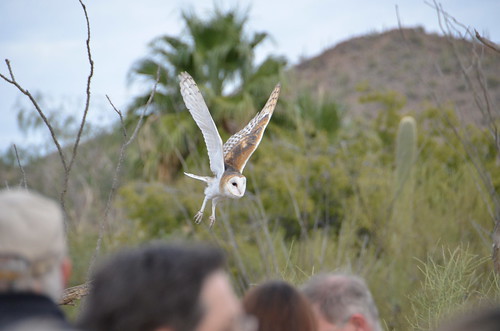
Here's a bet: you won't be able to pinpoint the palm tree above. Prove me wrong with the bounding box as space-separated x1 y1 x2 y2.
126 7 286 181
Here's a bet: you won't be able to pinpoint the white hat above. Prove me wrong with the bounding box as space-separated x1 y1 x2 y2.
0 189 66 280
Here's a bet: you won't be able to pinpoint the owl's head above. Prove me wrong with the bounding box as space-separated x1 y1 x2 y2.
222 173 246 198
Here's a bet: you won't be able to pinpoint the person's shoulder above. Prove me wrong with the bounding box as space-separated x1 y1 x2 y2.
0 293 77 331
4 317 79 331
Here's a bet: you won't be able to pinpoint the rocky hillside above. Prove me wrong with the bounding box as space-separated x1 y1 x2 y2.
290 27 500 124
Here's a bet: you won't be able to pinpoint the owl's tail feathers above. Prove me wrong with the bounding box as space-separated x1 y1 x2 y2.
184 172 211 182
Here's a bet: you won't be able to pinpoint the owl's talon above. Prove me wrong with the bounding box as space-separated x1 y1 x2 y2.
208 216 216 228
194 211 203 224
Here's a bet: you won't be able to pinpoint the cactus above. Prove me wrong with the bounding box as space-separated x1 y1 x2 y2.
395 116 417 194
390 116 417 253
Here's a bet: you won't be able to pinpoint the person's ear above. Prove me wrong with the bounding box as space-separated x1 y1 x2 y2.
349 313 370 331
61 257 72 287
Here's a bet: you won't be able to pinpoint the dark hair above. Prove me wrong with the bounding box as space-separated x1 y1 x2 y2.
78 242 225 331
243 280 317 331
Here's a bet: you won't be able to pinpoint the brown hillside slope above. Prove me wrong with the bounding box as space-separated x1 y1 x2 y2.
290 27 500 124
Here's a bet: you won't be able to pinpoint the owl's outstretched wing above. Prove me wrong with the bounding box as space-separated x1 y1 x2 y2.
179 72 225 177
223 83 281 173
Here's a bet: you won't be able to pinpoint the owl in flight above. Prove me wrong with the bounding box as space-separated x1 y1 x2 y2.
179 72 280 227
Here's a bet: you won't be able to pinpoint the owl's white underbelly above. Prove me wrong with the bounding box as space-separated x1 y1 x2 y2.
204 178 221 199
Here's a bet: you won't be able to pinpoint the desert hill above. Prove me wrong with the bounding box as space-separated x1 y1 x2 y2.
290 27 500 124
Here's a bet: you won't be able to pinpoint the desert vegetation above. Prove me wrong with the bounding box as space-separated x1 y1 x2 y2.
1 1 499 330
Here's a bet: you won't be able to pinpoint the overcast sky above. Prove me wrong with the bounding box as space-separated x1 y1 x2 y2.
1 0 499 154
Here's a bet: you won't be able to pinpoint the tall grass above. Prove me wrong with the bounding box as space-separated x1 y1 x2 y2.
409 246 500 331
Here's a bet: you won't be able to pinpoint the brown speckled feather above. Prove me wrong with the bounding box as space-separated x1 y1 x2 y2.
223 84 281 173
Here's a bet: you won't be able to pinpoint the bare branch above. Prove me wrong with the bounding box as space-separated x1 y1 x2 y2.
106 95 127 137
12 144 27 189
0 61 15 84
68 0 94 171
126 67 161 147
475 30 500 54
0 59 68 173
395 5 406 40
60 0 95 214
87 67 161 277
426 1 470 35
60 282 91 305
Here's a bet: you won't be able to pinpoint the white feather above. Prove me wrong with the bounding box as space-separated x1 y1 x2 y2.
179 72 225 178
184 172 211 182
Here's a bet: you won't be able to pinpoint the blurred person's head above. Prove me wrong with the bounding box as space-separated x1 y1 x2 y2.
436 306 500 331
301 273 382 331
0 189 71 302
242 280 317 331
78 242 250 331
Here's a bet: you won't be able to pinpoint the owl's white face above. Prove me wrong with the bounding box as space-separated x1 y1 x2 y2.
223 174 246 199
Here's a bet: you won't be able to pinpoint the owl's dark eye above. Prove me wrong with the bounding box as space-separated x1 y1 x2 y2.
232 182 237 187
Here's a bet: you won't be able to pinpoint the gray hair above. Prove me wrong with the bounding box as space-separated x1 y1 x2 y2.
32 259 65 302
301 273 382 331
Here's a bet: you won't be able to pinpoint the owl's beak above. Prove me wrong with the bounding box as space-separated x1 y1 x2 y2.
239 182 246 196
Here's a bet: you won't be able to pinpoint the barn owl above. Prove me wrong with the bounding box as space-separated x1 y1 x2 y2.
179 72 280 227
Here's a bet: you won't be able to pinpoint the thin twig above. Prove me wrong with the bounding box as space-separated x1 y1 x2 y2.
1 60 70 220
395 5 406 40
60 0 95 216
87 67 161 277
69 0 94 169
474 55 499 151
475 30 500 54
125 68 161 147
0 60 68 173
106 95 127 137
436 9 500 219
12 144 27 189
